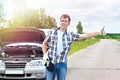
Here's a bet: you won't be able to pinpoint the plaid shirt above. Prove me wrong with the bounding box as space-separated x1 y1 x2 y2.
45 28 79 64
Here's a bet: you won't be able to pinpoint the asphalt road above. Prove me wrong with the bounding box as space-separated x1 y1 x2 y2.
67 39 120 80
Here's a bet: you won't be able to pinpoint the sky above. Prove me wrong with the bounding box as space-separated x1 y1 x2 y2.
0 0 120 33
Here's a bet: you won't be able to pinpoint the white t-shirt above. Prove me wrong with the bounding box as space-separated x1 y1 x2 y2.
56 30 64 56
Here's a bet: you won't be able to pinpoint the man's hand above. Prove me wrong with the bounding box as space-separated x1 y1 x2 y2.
100 26 106 35
42 52 49 65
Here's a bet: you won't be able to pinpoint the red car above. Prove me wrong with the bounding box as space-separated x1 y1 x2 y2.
0 28 46 80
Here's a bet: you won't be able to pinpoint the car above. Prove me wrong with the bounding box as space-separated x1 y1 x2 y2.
39 29 50 36
0 28 46 80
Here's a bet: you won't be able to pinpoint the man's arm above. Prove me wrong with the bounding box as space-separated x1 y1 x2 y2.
42 41 49 65
79 26 106 40
79 32 101 40
42 41 48 54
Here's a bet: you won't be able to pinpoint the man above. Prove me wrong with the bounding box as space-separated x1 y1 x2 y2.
42 14 105 80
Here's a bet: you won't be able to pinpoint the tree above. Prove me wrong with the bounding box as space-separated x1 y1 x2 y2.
8 8 56 29
76 21 83 34
7 0 56 29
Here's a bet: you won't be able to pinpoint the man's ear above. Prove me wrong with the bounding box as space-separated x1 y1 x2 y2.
68 22 70 25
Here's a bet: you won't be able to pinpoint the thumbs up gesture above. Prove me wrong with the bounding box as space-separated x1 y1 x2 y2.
100 26 106 35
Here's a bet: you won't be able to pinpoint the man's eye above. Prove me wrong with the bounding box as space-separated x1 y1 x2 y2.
61 20 67 22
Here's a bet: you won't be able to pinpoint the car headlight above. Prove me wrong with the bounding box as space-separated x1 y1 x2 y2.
1 52 6 57
0 60 3 66
29 60 43 66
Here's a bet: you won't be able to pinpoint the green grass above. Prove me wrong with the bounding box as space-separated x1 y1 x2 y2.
68 38 100 56
116 39 120 41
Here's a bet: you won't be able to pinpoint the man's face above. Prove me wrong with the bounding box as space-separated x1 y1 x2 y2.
60 17 70 29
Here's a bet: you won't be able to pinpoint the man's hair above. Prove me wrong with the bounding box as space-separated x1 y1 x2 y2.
60 14 71 22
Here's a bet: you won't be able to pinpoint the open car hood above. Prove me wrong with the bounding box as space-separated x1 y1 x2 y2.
0 28 46 46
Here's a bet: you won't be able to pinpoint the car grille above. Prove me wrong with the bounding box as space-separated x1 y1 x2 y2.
5 61 26 68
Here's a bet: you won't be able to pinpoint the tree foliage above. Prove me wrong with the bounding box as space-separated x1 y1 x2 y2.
7 1 56 29
76 21 83 34
8 8 56 29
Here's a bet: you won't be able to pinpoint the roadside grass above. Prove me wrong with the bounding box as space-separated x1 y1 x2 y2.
107 38 120 42
116 39 120 41
68 38 100 56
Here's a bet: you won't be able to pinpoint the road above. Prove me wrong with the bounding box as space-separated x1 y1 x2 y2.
67 39 120 80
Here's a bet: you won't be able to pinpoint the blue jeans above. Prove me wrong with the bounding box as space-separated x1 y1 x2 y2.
46 63 67 80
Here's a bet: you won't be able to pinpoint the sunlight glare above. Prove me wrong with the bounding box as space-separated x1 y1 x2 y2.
4 1 15 20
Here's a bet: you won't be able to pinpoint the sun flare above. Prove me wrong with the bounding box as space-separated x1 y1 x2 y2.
3 0 42 20
4 0 15 20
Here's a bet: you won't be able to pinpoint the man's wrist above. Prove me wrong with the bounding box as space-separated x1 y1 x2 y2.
43 53 47 57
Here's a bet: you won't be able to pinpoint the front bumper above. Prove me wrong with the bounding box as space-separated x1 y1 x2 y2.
0 66 46 79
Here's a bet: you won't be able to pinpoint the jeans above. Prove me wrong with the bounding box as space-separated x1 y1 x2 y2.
46 63 67 80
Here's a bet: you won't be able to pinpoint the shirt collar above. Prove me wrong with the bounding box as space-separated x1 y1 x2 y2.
56 27 68 35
